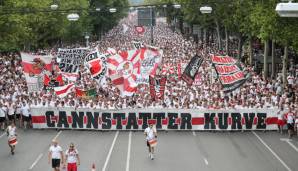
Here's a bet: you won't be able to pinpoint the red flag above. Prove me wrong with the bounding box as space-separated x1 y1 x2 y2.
44 74 51 86
135 26 145 34
55 74 64 86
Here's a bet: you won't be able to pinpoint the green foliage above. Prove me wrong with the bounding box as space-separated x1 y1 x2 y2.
0 0 129 52
155 0 298 52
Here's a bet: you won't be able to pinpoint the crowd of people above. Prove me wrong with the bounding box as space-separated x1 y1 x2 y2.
0 11 297 135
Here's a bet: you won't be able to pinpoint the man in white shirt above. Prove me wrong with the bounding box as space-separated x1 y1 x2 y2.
144 123 157 160
21 102 30 129
0 103 6 130
48 140 64 171
6 122 17 155
64 143 80 171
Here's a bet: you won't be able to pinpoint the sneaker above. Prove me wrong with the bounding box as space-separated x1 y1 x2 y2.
151 154 154 160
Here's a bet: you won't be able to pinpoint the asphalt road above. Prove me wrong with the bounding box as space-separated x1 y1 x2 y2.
0 129 297 171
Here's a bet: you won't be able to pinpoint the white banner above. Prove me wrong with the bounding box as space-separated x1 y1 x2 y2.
31 108 278 130
57 48 89 73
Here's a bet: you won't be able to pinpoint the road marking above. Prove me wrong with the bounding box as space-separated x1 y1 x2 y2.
204 158 209 165
280 138 298 152
126 131 132 171
53 130 62 141
29 153 43 170
253 131 292 171
102 131 119 171
0 132 6 139
192 131 196 136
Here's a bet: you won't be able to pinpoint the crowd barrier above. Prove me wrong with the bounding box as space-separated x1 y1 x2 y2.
31 107 278 130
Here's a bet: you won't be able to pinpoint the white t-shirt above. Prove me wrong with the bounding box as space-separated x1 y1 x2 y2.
144 127 156 141
65 149 79 163
7 125 16 138
49 145 63 159
0 108 5 117
21 105 30 117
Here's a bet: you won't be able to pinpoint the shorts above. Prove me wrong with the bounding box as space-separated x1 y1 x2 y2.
0 117 5 123
22 116 30 122
15 114 21 119
287 123 294 130
8 115 15 121
67 163 77 171
146 141 150 147
52 159 60 168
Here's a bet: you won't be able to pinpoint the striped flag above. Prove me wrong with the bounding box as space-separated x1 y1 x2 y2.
53 83 75 98
107 49 141 96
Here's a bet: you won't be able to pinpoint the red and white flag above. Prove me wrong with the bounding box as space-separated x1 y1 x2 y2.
85 49 107 80
161 63 175 76
59 72 79 82
135 26 145 34
107 49 141 96
53 83 75 98
21 52 53 75
21 53 53 92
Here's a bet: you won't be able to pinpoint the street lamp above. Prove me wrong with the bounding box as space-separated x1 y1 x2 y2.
95 7 101 12
50 4 58 10
67 13 79 21
276 1 298 17
173 4 181 9
200 6 212 14
109 8 117 13
67 13 79 43
172 4 181 32
84 33 90 47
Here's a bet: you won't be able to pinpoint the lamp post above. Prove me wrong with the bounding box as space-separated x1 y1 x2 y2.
199 6 212 54
50 0 58 10
67 13 79 43
150 6 154 44
173 4 181 32
84 33 90 47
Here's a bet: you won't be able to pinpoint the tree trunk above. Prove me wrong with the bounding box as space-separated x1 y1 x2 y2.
263 40 269 79
282 45 288 86
249 38 253 66
225 26 229 55
215 19 222 50
237 34 242 59
271 40 276 79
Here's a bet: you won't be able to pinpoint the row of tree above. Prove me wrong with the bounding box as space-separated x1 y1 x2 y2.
147 0 298 81
0 0 129 52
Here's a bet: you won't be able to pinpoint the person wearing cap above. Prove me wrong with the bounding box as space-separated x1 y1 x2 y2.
48 140 64 171
144 123 157 160
64 143 80 171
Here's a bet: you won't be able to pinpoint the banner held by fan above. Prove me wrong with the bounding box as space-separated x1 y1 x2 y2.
21 52 53 92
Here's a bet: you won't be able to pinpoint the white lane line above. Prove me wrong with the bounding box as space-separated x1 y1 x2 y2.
280 138 298 152
192 131 196 136
126 131 132 171
53 130 62 140
102 131 119 171
29 153 43 170
0 132 6 139
253 131 292 171
204 158 209 165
